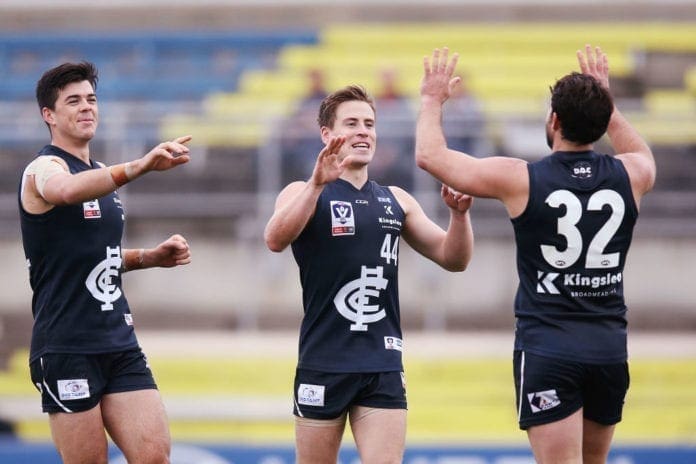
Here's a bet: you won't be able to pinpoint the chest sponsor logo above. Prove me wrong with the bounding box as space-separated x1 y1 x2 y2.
83 199 101 219
536 270 622 297
57 378 90 401
330 201 355 236
85 246 123 311
334 265 388 331
297 383 325 407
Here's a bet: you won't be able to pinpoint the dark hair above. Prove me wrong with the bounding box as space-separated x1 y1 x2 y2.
35 61 99 111
317 85 375 128
550 72 613 145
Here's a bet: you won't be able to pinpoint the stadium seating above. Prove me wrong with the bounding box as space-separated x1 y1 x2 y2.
157 22 696 148
0 31 319 101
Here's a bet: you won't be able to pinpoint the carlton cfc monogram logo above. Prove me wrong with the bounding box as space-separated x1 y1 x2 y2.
85 246 122 311
333 265 388 331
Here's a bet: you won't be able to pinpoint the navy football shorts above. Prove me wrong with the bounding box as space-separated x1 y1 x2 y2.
30 348 157 414
293 368 407 420
514 350 629 430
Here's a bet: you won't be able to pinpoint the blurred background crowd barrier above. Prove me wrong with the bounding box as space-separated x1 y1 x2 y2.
1 0 696 365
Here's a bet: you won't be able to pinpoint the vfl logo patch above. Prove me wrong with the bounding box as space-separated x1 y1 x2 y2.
537 270 560 294
330 201 355 236
124 314 134 326
527 389 561 413
298 383 325 407
83 200 101 219
85 246 122 311
334 265 388 331
57 379 90 401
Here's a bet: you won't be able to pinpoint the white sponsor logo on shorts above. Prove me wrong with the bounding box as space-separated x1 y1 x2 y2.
57 379 90 401
527 389 561 413
297 383 325 407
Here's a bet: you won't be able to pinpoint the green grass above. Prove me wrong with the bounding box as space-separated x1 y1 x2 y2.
3 351 695 444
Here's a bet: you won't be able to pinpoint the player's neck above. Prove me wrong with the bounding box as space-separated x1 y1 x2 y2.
553 139 593 153
340 166 369 189
50 137 91 164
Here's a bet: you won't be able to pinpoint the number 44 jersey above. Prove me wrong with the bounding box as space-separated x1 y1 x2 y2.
291 178 406 373
512 150 639 364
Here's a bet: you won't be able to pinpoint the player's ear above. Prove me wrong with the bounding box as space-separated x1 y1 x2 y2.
41 107 55 126
320 126 331 145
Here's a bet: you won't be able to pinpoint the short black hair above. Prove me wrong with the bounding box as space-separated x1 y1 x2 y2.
550 72 613 145
35 61 99 111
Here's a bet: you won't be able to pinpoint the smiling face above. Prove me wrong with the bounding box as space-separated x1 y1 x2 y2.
42 80 98 145
321 100 376 167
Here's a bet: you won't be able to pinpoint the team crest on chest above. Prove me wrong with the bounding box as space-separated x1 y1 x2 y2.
330 200 355 236
83 199 101 219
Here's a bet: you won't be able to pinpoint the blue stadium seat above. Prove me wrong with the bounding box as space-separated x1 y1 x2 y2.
0 31 319 101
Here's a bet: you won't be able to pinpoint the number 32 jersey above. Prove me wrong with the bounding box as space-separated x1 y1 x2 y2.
292 178 405 373
511 150 638 363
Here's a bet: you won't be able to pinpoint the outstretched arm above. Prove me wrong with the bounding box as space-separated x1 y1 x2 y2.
27 135 192 209
264 136 346 252
391 185 474 272
122 234 191 272
577 44 655 201
415 47 528 216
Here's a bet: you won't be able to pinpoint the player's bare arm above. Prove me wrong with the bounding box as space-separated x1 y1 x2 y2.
390 185 473 272
24 135 192 210
264 135 346 252
415 47 529 216
121 234 191 272
578 44 655 203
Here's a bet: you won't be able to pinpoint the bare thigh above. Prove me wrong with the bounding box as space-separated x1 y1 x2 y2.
349 406 406 464
101 389 170 464
526 408 583 464
583 418 616 464
295 415 347 464
49 406 109 464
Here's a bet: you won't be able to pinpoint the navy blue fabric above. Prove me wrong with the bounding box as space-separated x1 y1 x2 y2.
292 179 406 372
511 151 638 363
20 145 138 362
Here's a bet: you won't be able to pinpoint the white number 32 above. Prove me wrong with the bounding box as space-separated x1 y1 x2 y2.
541 189 625 269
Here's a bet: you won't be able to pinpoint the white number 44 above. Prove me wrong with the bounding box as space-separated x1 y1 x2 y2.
380 233 399 265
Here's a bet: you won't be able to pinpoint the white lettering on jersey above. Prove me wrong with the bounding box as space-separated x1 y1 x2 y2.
85 246 122 311
334 265 388 331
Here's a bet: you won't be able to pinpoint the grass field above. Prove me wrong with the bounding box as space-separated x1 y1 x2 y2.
2 348 695 445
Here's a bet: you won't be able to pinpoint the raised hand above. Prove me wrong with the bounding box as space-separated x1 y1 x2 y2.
131 135 192 177
441 184 473 215
577 44 610 90
310 135 347 186
421 47 461 104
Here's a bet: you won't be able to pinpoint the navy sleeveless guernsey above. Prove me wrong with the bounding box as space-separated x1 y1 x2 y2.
292 178 405 373
511 150 638 363
19 145 138 362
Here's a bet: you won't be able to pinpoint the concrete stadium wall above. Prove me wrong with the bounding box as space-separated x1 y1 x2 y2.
3 235 695 333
